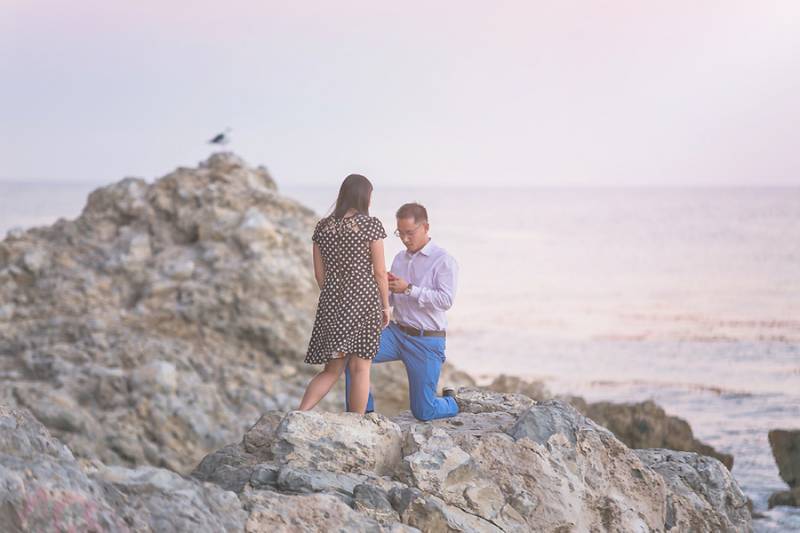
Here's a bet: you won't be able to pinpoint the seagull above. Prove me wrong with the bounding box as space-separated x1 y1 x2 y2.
208 127 232 145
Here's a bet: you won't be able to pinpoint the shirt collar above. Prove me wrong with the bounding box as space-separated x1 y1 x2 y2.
406 238 436 257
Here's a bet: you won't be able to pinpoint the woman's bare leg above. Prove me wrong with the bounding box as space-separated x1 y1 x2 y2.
347 355 372 414
298 356 347 411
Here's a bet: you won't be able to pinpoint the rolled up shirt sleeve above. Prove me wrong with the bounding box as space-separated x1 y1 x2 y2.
409 256 458 311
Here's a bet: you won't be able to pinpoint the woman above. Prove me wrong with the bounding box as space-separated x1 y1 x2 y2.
298 174 391 414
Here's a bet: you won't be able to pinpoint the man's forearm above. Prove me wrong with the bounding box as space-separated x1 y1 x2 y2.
409 284 454 311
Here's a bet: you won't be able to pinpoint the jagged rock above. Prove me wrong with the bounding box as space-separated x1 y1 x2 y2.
389 486 503 532
767 429 800 508
637 449 751 529
0 153 350 472
486 373 552 400
240 488 387 533
353 483 401 524
768 488 800 508
573 399 734 469
0 154 757 530
769 429 800 488
0 152 485 474
0 404 247 532
95 465 248 532
486 378 735 472
2 385 753 533
270 411 404 475
453 386 535 415
191 390 752 532
485 380 737 474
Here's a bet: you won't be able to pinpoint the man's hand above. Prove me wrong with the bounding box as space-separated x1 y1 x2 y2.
388 275 410 294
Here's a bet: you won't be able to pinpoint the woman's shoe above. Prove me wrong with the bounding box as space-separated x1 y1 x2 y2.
442 387 456 398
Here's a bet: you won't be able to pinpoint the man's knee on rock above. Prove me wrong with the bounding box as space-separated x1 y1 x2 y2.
411 402 437 421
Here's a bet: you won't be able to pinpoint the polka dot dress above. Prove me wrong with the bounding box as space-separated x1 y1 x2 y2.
305 214 387 364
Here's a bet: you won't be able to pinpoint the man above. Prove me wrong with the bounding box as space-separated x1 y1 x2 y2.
345 202 459 420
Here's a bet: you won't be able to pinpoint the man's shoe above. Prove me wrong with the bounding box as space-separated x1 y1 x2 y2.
442 387 456 398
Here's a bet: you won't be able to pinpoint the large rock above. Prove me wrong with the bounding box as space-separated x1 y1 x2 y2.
636 449 751 530
768 429 800 488
486 373 552 401
0 153 369 472
0 404 247 532
767 429 800 508
486 377 734 470
0 152 485 473
0 389 752 532
192 388 752 532
573 398 734 469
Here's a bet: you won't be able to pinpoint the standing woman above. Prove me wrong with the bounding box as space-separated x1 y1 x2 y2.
298 174 391 414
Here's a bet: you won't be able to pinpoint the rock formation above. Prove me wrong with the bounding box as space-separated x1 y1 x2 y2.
487 375 734 469
2 388 751 531
0 153 334 472
768 429 800 508
0 154 755 530
575 399 734 469
0 404 247 532
194 387 751 531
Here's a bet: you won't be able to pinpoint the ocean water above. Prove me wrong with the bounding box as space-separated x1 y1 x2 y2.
2 181 799 530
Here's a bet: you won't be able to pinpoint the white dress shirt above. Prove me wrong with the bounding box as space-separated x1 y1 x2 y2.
389 239 458 331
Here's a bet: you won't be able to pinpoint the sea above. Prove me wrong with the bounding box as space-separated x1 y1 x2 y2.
2 181 799 531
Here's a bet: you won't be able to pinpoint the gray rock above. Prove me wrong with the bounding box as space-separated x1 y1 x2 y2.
0 153 342 472
249 463 280 490
636 449 751 531
768 429 800 488
454 386 535 415
768 487 800 508
190 391 751 532
507 399 604 445
579 399 734 469
389 486 503 533
270 411 403 476
240 488 384 533
0 404 248 532
192 443 258 493
486 373 552 401
353 483 400 524
276 466 366 496
0 152 757 532
96 465 248 532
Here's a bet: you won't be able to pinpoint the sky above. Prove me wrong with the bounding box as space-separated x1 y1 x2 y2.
1 1 799 187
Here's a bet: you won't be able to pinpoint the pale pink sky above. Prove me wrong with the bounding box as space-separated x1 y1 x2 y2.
2 1 799 186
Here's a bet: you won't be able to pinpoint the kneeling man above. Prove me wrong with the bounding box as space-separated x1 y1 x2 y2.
346 202 459 420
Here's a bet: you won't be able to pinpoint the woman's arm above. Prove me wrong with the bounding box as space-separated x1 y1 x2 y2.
312 243 325 290
370 239 391 326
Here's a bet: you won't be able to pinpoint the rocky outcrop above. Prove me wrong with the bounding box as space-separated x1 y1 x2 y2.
486 374 552 401
575 399 734 470
0 154 754 530
0 153 354 473
0 404 247 532
487 375 734 470
768 429 800 508
193 388 752 532
0 387 752 531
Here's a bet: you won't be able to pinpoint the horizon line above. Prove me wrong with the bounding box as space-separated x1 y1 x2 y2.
1 179 799 190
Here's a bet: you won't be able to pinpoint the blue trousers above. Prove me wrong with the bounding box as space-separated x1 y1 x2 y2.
345 323 459 421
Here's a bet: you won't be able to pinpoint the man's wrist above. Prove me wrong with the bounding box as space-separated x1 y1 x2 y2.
404 283 413 295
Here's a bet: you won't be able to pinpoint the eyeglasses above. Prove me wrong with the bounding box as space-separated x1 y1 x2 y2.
394 224 423 238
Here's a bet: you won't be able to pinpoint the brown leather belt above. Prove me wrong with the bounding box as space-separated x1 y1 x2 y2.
396 323 446 338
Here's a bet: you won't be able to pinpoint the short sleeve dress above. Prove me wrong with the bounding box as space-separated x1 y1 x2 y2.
305 214 387 364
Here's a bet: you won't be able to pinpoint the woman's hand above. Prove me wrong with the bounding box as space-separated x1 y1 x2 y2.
381 307 392 328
